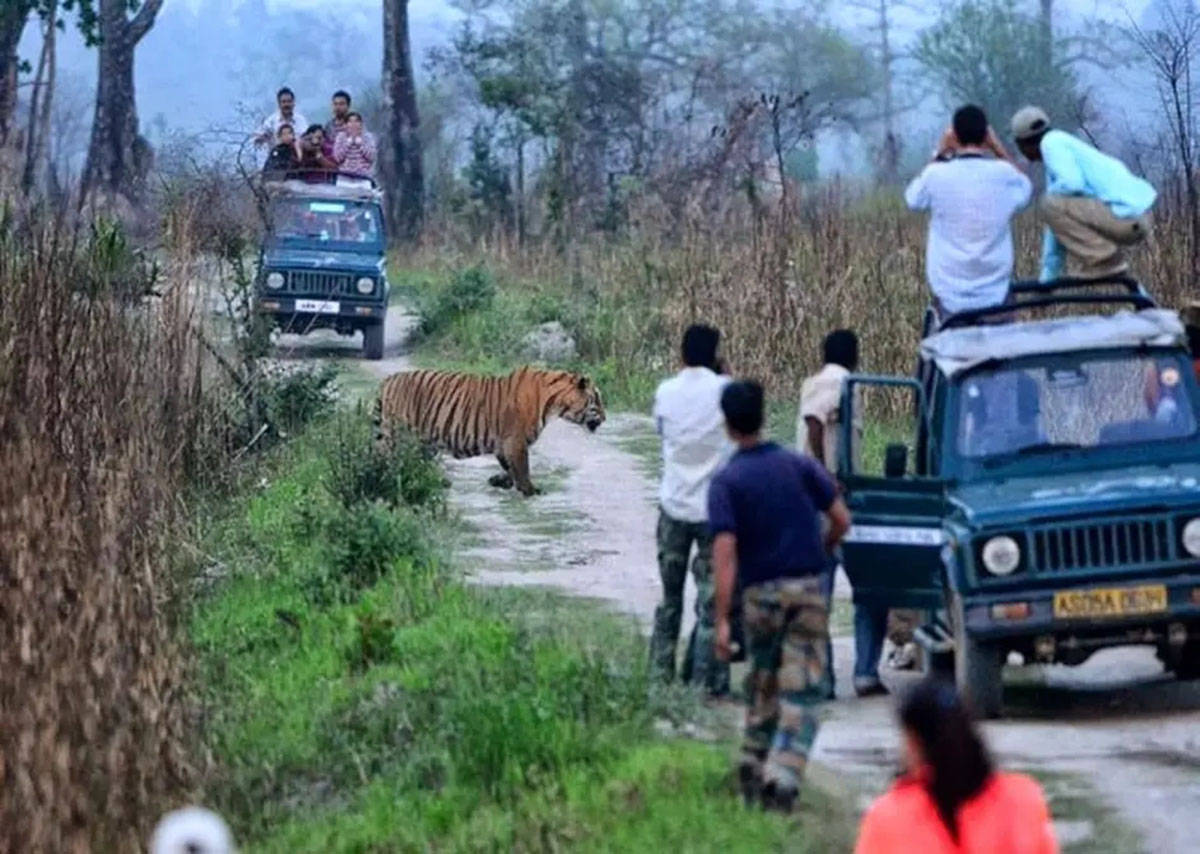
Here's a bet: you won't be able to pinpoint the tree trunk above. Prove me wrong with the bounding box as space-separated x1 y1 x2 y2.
1039 0 1054 70
382 0 423 241
0 4 30 147
81 0 163 207
23 6 55 193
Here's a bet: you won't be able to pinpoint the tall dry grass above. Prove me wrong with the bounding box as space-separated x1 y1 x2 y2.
415 185 1196 399
0 216 202 851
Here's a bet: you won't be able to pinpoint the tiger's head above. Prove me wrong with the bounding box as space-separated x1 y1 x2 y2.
558 373 606 433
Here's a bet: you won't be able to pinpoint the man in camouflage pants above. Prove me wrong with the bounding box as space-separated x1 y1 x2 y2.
710 381 852 812
649 325 733 696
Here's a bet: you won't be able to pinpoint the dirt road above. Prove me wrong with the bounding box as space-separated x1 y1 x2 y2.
282 313 1200 853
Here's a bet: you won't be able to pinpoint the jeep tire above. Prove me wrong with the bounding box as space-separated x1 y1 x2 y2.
1170 642 1200 680
949 593 1004 718
363 321 384 360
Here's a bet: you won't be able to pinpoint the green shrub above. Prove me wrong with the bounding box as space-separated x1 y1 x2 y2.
261 363 339 435
420 265 496 336
325 411 446 511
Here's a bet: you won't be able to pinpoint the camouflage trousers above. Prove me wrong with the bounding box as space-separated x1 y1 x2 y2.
649 510 730 694
740 575 829 793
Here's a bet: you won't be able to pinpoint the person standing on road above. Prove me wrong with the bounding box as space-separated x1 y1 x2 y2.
854 678 1058 854
649 324 733 698
1011 106 1156 282
711 380 851 812
798 328 897 698
905 105 1033 323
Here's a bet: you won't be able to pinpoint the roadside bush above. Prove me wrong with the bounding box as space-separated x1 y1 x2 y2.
325 411 445 511
325 502 429 596
261 363 339 435
419 264 496 336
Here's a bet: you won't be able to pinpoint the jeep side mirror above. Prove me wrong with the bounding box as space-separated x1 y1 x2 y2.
884 443 908 478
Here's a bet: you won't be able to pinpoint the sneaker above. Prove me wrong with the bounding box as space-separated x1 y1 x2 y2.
887 642 920 671
853 676 888 697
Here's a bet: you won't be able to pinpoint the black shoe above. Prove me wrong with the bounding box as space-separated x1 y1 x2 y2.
738 762 762 808
854 677 889 698
760 781 797 814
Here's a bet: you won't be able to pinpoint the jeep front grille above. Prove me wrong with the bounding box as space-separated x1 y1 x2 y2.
286 271 354 296
1031 518 1176 573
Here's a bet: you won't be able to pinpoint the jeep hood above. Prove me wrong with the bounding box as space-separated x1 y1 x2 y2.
949 462 1200 526
263 247 384 274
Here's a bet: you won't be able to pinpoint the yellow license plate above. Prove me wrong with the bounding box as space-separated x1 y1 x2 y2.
1053 585 1168 619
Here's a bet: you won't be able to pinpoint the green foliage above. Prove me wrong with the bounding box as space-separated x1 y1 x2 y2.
261 363 339 436
80 218 160 302
419 264 497 336
913 0 1083 132
325 410 446 511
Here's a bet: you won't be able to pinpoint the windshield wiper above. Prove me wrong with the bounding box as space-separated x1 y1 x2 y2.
1013 441 1083 456
981 441 1083 467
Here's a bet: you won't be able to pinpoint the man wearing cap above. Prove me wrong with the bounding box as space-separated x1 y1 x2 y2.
1012 106 1157 282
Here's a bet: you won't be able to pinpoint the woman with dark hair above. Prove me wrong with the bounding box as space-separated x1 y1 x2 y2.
855 678 1057 853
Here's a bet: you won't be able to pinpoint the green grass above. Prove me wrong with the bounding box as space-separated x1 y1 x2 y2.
191 409 850 851
1030 771 1145 854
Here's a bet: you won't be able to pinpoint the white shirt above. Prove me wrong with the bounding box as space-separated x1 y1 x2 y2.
259 109 310 142
904 155 1033 315
797 363 848 469
653 366 733 523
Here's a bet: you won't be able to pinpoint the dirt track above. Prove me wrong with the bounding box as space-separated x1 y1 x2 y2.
279 312 1200 854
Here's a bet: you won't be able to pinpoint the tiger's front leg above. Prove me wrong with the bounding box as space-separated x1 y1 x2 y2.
501 438 540 496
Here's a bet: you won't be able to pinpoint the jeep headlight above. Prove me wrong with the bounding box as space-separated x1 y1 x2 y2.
981 535 1021 576
355 276 374 295
266 271 284 290
1182 518 1200 558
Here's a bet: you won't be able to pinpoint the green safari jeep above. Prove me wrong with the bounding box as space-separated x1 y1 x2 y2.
254 175 389 359
838 278 1200 717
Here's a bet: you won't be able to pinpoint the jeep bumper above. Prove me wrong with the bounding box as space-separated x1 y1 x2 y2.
255 298 385 329
963 573 1200 646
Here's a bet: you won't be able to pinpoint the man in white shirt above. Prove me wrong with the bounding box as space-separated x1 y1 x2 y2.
650 324 733 697
255 87 309 149
905 105 1033 324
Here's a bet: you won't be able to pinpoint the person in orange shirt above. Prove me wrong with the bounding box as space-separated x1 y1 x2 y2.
855 678 1058 854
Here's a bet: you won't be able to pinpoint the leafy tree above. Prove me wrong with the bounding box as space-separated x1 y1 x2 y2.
913 0 1085 134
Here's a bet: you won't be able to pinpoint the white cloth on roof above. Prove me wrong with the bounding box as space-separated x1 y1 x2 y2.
904 155 1033 315
653 366 733 523
921 308 1185 378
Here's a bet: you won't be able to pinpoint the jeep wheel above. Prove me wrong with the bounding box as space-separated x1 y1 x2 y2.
1170 642 1200 680
949 593 1004 718
363 321 384 360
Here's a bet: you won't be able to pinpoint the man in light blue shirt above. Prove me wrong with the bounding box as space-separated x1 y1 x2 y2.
1012 106 1156 281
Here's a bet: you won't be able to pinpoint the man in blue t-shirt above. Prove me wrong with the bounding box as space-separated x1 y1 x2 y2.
709 380 851 813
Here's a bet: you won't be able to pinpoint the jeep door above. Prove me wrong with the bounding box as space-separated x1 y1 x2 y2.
837 376 945 610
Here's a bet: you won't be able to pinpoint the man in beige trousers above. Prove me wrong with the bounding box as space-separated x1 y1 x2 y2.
1012 106 1157 282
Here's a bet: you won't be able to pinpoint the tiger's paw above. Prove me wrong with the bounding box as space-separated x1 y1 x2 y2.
488 473 515 490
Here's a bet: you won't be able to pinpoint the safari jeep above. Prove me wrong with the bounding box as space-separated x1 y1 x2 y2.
255 174 389 359
838 278 1200 717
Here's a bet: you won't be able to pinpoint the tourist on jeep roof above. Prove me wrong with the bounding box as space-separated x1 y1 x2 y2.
905 105 1032 323
1012 105 1157 282
327 90 352 143
256 87 308 149
333 111 377 178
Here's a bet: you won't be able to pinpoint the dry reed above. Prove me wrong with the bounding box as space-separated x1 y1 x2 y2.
0 217 201 852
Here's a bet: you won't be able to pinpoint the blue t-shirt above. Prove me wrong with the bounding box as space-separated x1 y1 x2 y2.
707 442 837 586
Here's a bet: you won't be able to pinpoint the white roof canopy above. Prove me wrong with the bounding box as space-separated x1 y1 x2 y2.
921 309 1187 377
263 176 383 202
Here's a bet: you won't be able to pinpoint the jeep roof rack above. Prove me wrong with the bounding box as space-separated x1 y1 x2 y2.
260 169 383 201
938 275 1158 331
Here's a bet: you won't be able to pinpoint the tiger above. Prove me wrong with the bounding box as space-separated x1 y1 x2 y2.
374 366 606 496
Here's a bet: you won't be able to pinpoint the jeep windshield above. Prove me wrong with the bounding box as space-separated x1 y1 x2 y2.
955 350 1198 465
269 198 382 248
